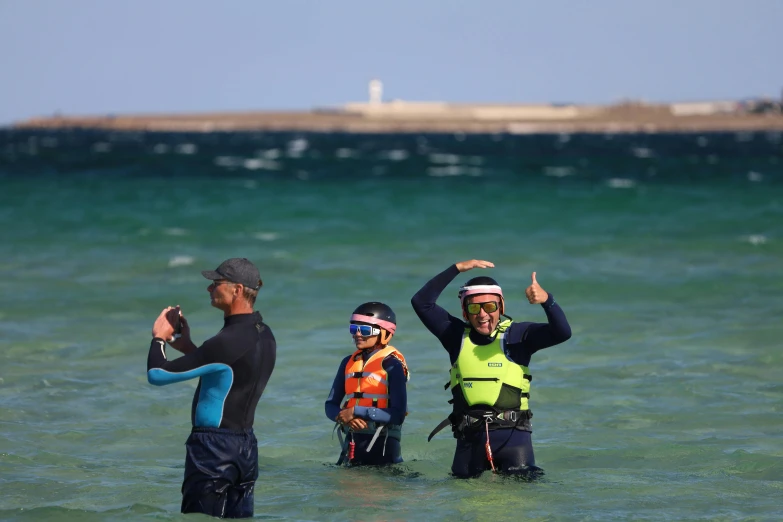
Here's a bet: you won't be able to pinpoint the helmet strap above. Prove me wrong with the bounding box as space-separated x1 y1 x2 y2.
378 329 393 347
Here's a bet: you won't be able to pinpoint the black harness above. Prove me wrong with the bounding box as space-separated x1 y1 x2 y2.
427 408 532 441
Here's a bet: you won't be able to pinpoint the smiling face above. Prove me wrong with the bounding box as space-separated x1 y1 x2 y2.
465 293 501 335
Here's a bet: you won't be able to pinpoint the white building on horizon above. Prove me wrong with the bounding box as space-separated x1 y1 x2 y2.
368 79 383 105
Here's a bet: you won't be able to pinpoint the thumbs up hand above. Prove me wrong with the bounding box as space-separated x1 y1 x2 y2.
525 272 549 304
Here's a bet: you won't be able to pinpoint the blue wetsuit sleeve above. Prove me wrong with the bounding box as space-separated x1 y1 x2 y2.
353 355 407 425
411 264 467 363
325 356 350 421
504 293 573 364
146 336 230 386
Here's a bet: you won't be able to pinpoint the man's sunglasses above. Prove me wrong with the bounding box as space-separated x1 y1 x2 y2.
466 301 499 315
349 324 381 336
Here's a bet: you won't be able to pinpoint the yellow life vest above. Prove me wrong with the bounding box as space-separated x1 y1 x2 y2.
449 320 531 411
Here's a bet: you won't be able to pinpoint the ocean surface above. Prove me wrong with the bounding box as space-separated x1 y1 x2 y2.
0 128 781 521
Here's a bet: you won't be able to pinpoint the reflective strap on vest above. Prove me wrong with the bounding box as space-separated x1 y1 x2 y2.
344 372 388 387
347 392 389 400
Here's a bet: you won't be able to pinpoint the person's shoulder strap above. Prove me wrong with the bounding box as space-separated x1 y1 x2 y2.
382 345 410 381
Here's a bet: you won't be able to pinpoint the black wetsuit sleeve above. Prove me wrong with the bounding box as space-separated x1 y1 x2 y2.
146 335 239 386
410 264 467 362
325 356 350 421
353 356 407 425
504 293 573 366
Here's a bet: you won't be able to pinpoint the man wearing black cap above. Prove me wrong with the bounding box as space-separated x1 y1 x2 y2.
147 258 276 518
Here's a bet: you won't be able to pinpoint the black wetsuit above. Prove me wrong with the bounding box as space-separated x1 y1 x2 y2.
147 311 276 518
324 349 407 465
411 265 571 478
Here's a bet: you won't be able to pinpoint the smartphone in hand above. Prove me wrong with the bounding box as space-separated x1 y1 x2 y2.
172 308 182 340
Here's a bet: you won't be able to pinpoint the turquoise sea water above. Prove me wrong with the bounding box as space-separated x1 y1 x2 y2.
0 129 782 520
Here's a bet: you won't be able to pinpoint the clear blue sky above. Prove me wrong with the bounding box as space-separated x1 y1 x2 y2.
1 0 781 124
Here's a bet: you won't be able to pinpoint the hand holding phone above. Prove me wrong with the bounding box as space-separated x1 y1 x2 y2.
172 306 182 340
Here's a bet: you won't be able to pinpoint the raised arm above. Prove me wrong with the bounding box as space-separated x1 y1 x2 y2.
146 335 237 386
505 273 572 362
151 306 198 355
410 264 464 338
412 259 499 338
522 271 571 348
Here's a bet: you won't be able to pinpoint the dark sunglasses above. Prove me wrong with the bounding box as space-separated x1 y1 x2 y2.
349 324 381 336
466 301 499 315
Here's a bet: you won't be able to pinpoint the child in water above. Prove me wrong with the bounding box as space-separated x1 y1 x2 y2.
324 302 409 465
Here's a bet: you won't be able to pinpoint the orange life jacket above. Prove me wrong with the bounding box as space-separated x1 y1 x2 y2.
342 345 408 409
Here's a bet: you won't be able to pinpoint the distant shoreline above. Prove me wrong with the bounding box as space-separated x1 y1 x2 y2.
11 108 783 134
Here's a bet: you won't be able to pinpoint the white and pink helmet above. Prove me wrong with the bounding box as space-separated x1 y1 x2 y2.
458 276 505 315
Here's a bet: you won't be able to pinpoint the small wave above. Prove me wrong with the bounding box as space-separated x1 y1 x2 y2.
428 153 461 164
92 142 111 153
260 148 282 159
168 255 194 267
427 165 482 177
335 148 356 159
254 232 279 241
243 158 282 171
214 155 241 167
543 166 576 178
163 227 187 236
630 146 654 158
378 149 409 161
742 234 767 245
287 138 308 157
152 143 169 154
747 171 763 182
176 143 197 155
607 178 636 188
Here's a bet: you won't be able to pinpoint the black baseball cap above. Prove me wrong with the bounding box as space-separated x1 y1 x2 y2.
201 258 262 290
